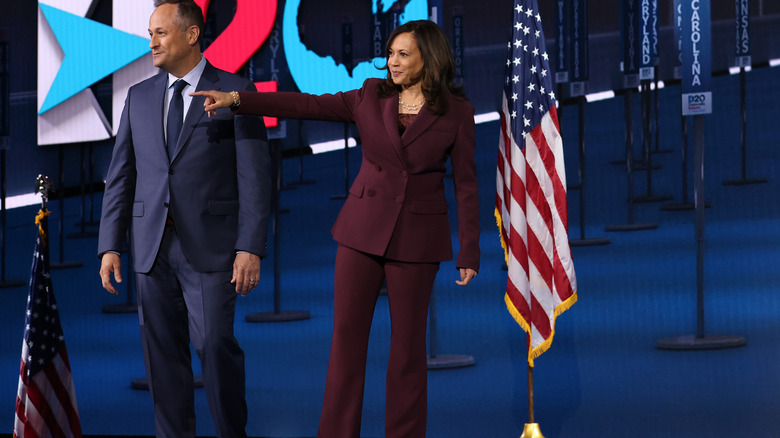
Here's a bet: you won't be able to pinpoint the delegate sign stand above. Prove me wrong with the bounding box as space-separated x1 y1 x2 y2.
656 0 744 351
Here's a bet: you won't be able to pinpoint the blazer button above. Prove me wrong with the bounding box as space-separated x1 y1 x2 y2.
163 202 169 208
374 164 382 172
395 196 404 204
400 170 408 178
169 169 175 175
366 189 376 197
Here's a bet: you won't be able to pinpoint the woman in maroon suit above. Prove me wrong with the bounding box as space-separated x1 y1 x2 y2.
194 20 479 438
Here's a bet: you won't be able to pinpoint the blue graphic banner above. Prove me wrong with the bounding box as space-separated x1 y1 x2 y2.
681 0 712 115
38 3 149 114
283 0 428 96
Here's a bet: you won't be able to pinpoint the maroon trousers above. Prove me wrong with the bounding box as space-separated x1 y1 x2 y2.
317 244 440 438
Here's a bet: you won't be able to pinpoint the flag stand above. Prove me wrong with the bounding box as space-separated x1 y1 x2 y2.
722 66 766 186
246 139 310 323
0 139 24 287
519 364 544 438
131 376 203 391
605 87 657 232
656 116 745 351
285 121 315 188
607 85 661 170
426 286 474 369
662 116 695 211
557 86 576 193
330 123 351 200
0 43 22 288
51 146 83 270
66 143 98 238
568 95 609 247
651 73 672 155
633 82 671 204
661 115 711 211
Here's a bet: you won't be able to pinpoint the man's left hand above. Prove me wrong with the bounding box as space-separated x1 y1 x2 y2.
232 252 261 296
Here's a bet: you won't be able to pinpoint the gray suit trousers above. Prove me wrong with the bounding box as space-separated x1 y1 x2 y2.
135 225 247 438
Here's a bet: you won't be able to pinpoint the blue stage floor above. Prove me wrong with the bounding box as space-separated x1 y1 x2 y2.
1 67 779 437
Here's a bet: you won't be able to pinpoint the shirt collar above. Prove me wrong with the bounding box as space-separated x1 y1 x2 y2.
167 56 207 89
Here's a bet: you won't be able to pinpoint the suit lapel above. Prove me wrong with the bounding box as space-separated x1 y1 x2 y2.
170 62 215 161
150 73 168 159
400 105 438 147
381 93 406 165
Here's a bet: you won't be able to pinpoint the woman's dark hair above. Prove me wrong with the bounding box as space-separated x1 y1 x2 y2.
153 0 205 45
377 20 464 115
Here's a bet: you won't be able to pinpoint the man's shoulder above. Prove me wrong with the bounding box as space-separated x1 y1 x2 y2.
126 73 165 98
133 72 165 89
208 64 253 88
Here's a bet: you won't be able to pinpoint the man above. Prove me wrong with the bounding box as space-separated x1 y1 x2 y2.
97 1 271 437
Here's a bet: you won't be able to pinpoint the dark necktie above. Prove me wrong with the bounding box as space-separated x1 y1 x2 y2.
166 79 187 160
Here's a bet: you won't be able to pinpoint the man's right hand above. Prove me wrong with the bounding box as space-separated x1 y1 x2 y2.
99 252 123 295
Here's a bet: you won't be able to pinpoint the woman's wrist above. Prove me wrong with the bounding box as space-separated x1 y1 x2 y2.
229 91 241 110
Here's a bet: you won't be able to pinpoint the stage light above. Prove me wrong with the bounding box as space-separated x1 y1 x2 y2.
474 112 500 124
585 91 615 102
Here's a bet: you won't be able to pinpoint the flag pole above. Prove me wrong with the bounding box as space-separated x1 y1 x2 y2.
521 361 544 438
527 364 534 423
34 174 53 213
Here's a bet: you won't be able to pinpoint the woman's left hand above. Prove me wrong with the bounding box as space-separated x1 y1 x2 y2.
190 90 233 117
456 268 477 286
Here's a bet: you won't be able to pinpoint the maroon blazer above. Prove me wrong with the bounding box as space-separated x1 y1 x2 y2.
238 78 480 271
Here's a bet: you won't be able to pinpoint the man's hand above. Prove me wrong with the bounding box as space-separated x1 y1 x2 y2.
99 253 123 295
456 268 477 286
232 252 261 296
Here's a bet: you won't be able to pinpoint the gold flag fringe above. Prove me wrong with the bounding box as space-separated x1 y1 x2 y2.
495 207 577 367
35 209 50 246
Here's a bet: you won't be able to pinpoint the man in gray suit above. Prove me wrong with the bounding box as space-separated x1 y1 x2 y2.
98 1 271 436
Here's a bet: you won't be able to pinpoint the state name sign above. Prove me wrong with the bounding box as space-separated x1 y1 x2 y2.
681 0 711 115
735 0 750 67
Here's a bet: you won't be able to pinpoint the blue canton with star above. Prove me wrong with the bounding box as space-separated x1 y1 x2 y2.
24 223 65 378
504 1 557 140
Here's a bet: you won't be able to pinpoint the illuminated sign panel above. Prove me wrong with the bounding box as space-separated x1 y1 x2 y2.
283 0 427 95
37 0 428 146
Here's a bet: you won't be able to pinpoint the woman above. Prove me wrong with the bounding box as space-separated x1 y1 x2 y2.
193 19 480 438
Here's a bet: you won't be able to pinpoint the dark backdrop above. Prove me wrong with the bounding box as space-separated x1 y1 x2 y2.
0 0 778 199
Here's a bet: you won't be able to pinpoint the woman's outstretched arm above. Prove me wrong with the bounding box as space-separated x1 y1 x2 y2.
190 90 237 116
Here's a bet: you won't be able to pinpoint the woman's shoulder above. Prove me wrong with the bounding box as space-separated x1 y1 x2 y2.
359 77 385 91
364 77 384 86
446 92 474 114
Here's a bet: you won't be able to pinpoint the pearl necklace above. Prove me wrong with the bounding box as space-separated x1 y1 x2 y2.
398 98 425 112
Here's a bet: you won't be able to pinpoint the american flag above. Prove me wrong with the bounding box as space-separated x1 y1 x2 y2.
495 0 577 366
14 209 82 438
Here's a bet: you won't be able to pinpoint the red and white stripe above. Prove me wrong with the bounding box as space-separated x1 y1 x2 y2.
15 342 82 438
495 93 577 366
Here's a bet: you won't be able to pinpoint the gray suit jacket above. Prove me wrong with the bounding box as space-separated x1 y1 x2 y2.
98 62 271 273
